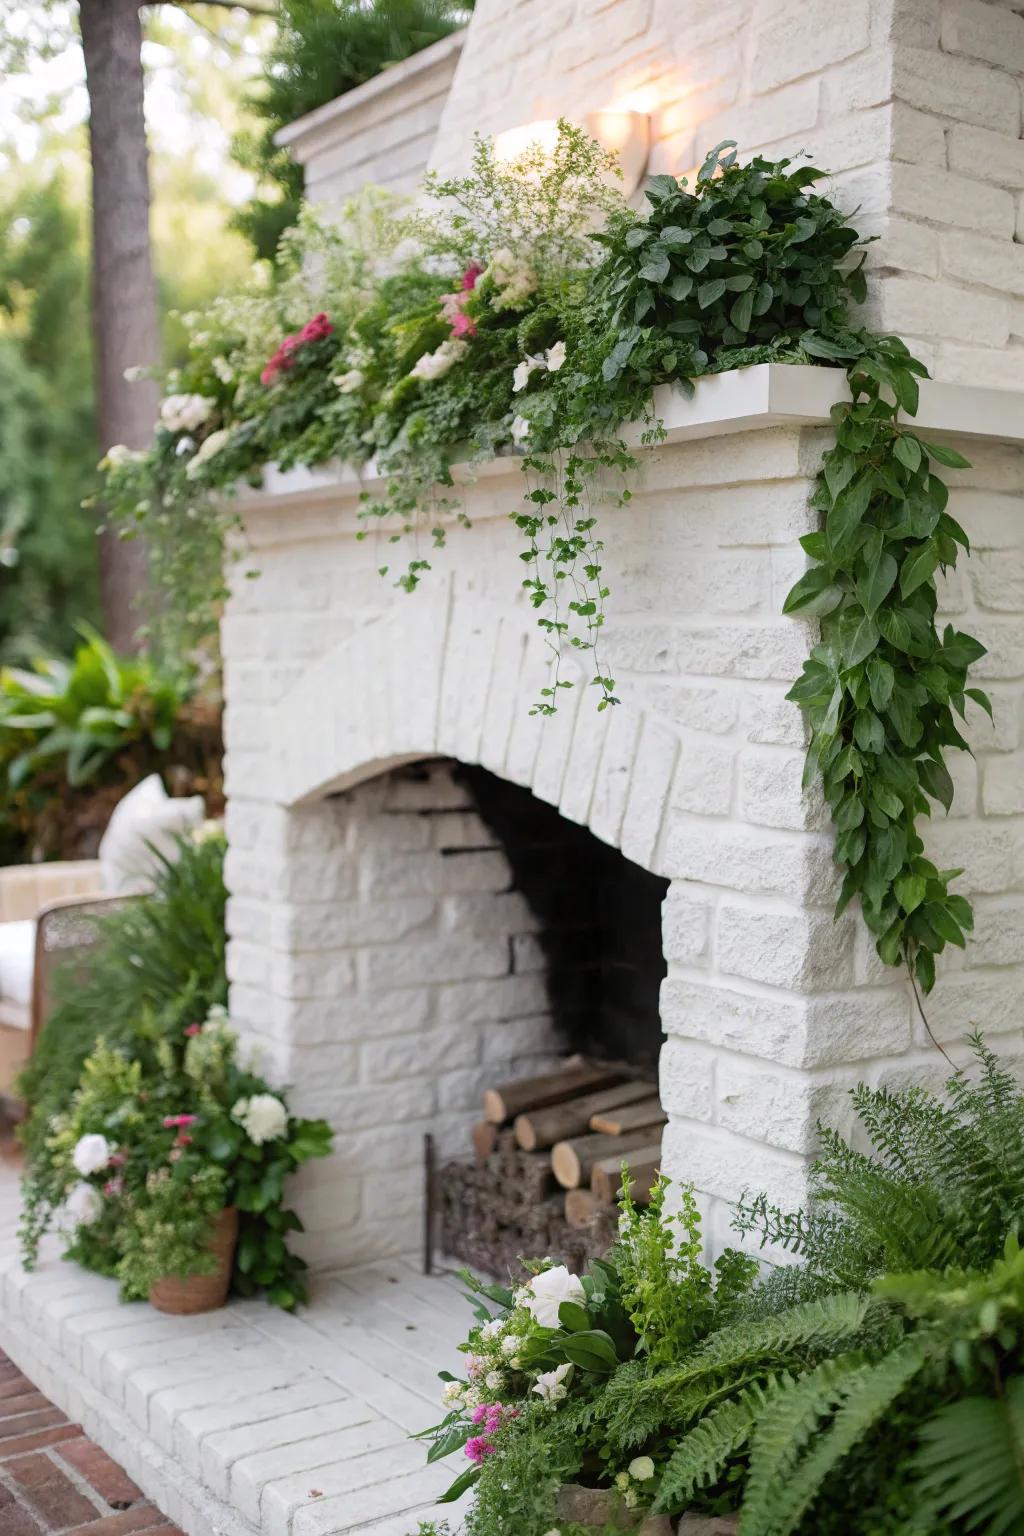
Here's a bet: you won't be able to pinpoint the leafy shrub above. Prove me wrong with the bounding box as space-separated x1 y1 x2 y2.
22 1010 332 1308
422 1040 1024 1536
0 625 220 861
19 831 228 1163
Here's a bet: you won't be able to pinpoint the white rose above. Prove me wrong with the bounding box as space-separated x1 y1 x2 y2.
629 1456 656 1481
545 340 567 372
511 414 531 444
525 1265 586 1329
410 339 468 382
333 369 365 393
512 356 546 393
160 392 216 434
485 1370 504 1391
185 428 231 479
66 1183 103 1227
532 1361 573 1405
233 1093 288 1145
501 1333 520 1356
72 1134 111 1176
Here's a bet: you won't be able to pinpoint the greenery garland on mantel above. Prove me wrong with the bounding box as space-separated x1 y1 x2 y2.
100 131 989 991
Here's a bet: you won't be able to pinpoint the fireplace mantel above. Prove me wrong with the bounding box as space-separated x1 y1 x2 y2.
231 364 1024 517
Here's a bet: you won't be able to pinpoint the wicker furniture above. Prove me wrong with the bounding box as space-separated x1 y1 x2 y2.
0 862 115 1097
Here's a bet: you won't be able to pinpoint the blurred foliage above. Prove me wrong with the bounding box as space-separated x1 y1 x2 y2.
0 174 102 664
0 627 222 866
233 0 471 262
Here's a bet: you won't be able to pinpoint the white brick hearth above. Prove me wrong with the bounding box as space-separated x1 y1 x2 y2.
224 366 1024 1263
0 1163 472 1536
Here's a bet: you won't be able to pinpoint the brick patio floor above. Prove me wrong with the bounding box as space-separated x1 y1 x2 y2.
0 1348 183 1535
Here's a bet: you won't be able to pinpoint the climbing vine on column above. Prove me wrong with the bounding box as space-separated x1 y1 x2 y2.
785 345 989 991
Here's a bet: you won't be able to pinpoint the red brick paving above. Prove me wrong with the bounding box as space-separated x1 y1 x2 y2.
0 1350 182 1534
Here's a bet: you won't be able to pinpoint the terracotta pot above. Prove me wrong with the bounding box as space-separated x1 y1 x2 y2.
148 1206 238 1315
554 1485 738 1535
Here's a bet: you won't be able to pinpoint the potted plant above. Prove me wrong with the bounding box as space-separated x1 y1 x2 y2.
21 1005 332 1312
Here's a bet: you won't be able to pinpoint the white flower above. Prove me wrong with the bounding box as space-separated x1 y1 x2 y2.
190 818 224 845
463 1386 481 1409
629 1456 656 1481
66 1183 103 1227
614 1471 631 1492
485 1370 504 1391
488 247 537 310
206 1003 230 1027
525 1265 585 1329
101 444 142 470
185 428 231 480
442 1381 465 1407
333 368 365 393
175 436 196 458
211 355 235 384
511 414 531 444
512 355 547 393
479 1317 505 1341
500 1333 520 1356
513 1285 532 1306
72 1134 111 1176
232 1093 288 1145
532 1362 573 1405
410 339 468 382
545 340 567 372
159 393 216 434
123 365 145 382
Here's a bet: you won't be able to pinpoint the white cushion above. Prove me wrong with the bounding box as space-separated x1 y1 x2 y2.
98 774 205 896
0 920 35 1018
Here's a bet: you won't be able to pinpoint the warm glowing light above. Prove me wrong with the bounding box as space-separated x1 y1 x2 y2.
606 83 662 116
494 110 651 196
493 119 561 163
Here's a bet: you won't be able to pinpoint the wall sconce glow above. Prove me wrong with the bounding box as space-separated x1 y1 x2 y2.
493 110 651 196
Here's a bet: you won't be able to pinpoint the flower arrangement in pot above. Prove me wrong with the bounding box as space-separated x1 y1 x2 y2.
21 1005 333 1313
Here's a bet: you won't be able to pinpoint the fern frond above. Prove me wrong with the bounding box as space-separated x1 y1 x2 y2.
739 1333 937 1536
914 1377 1024 1536
652 1386 768 1513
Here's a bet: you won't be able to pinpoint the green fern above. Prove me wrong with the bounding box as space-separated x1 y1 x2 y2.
652 1386 768 1512
740 1335 937 1536
914 1379 1024 1536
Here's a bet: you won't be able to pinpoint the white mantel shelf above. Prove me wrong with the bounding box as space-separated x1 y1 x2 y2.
232 363 1024 514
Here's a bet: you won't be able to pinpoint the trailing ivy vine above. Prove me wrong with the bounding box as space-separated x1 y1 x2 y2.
99 134 988 989
785 346 988 991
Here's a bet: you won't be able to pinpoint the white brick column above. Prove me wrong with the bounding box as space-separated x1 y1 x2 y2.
225 371 1024 1267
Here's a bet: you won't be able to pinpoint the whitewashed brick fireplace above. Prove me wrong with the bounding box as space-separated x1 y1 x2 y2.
223 0 1024 1268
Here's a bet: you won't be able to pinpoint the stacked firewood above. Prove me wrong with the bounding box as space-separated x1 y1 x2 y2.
437 1060 665 1277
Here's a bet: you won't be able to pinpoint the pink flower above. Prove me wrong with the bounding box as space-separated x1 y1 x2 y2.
461 261 483 292
175 1132 193 1148
299 312 334 342
465 1355 484 1380
184 1023 202 1038
471 1404 490 1425
465 1435 498 1464
163 1114 197 1129
450 309 477 339
103 1176 124 1197
108 1151 127 1168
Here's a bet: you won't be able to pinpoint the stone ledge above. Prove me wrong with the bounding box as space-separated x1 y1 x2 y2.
230 363 1024 516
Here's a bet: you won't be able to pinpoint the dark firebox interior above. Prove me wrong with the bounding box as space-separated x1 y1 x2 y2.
458 763 669 1073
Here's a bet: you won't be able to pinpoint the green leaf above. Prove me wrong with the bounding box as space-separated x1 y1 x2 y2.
920 439 971 470
893 434 922 474
558 1300 592 1332
840 609 880 668
914 947 936 991
965 686 994 722
560 1329 620 1373
894 874 926 915
438 1465 481 1503
853 710 885 753
924 902 966 947
900 540 940 599
858 551 897 616
784 567 844 617
866 655 895 711
697 278 727 308
824 453 855 505
919 756 955 812
826 477 872 552
639 253 670 283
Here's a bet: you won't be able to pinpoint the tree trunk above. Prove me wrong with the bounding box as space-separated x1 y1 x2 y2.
80 0 161 652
